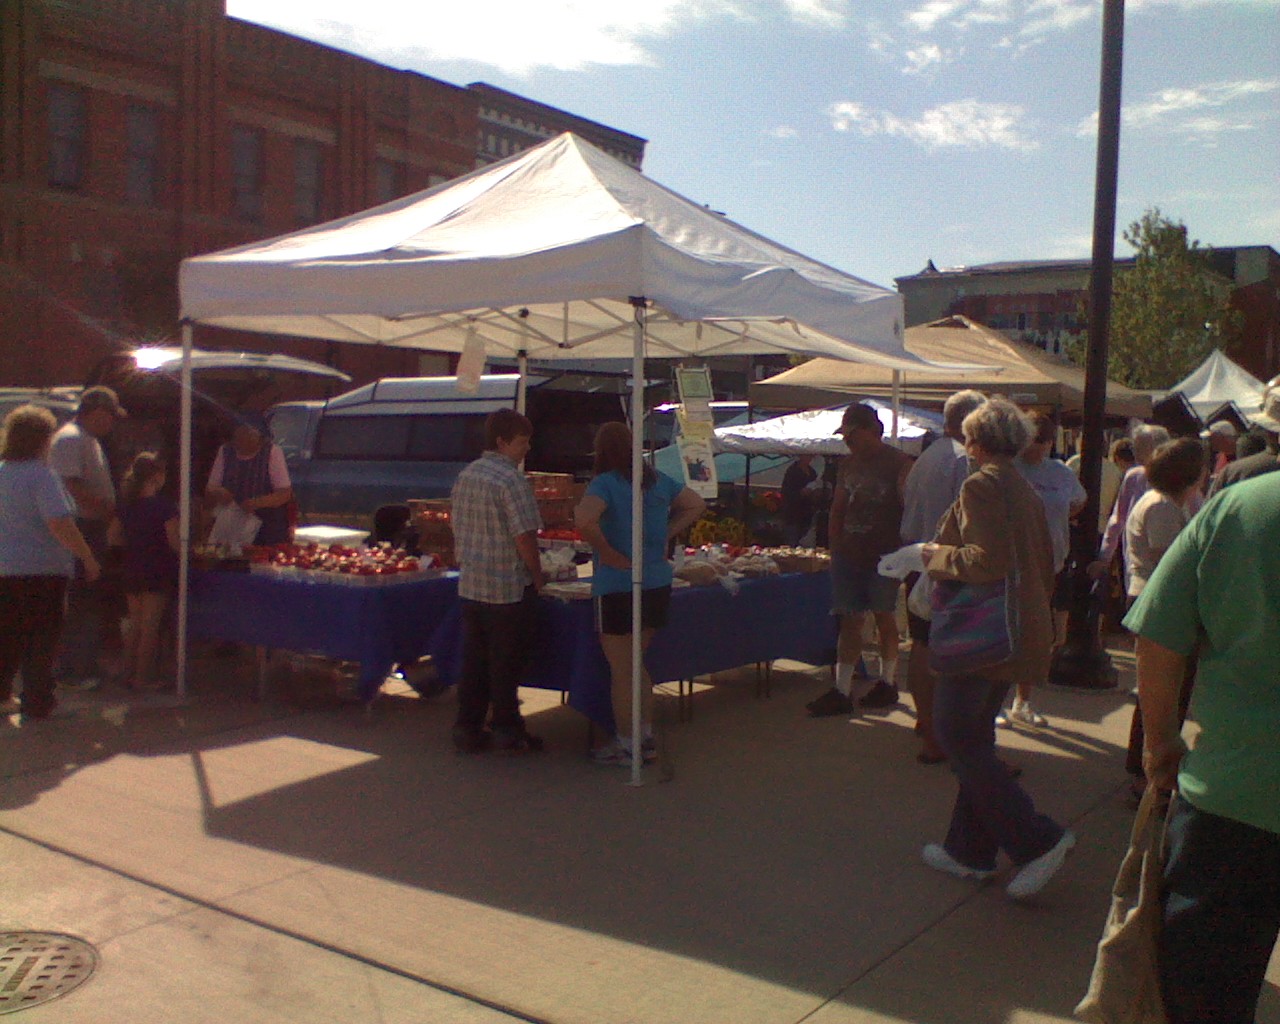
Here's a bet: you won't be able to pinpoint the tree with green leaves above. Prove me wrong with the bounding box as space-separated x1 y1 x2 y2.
1068 208 1243 389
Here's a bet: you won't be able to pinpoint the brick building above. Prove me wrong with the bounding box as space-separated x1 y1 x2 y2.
470 82 645 169
0 0 644 391
895 246 1280 381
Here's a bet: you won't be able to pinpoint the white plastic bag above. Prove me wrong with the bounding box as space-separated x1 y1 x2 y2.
907 572 934 621
208 503 262 552
877 543 927 580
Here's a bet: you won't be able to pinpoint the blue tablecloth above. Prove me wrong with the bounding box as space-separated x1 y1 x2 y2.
429 572 838 729
188 570 461 700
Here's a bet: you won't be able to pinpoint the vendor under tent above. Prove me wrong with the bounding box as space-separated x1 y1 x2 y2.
749 314 1152 420
177 131 956 782
1162 348 1265 423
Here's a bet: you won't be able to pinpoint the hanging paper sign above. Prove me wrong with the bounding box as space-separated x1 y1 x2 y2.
675 366 714 418
675 367 718 499
455 325 486 394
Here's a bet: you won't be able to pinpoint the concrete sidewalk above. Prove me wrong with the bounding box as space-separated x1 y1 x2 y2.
3 645 1278 1024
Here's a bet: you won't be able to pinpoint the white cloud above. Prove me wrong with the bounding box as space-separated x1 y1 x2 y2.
1077 78 1280 140
765 125 800 138
228 0 849 74
779 0 849 28
902 43 956 74
829 98 1039 151
905 0 969 31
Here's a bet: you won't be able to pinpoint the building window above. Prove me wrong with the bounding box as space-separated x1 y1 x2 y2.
294 139 324 223
230 126 263 222
125 104 159 205
47 85 86 189
374 159 401 204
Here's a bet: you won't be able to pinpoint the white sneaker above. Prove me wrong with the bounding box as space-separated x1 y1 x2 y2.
590 738 632 766
922 843 995 881
995 708 1012 728
1007 830 1076 899
1009 700 1047 728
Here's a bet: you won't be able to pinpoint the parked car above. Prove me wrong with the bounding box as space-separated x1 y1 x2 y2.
269 373 628 524
0 386 81 425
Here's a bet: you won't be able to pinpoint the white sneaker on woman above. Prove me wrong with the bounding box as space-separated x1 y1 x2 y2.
1007 830 1076 899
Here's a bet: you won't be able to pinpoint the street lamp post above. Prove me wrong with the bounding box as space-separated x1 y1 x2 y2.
1050 0 1125 690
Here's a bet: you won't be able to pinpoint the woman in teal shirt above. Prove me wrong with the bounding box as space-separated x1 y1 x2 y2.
575 422 705 766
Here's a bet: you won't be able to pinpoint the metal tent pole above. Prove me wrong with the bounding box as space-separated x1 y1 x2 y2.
176 322 194 699
628 298 647 787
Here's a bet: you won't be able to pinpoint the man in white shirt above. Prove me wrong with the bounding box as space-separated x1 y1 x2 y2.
50 386 126 690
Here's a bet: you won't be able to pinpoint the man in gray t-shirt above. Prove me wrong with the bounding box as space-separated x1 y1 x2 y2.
49 386 126 689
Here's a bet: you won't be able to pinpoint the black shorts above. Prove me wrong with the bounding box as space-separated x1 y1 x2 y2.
594 586 672 636
1051 568 1073 611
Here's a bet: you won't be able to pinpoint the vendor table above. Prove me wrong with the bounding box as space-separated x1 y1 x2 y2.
188 570 460 701
429 571 838 730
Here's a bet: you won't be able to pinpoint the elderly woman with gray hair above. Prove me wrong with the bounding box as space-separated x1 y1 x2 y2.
919 398 1075 899
1088 422 1171 589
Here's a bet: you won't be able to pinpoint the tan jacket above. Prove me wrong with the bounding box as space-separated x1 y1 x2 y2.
926 458 1055 683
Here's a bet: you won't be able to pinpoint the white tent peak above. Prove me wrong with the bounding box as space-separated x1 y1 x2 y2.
1166 349 1265 419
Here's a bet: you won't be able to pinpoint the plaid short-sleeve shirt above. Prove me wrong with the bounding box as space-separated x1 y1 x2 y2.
451 451 543 604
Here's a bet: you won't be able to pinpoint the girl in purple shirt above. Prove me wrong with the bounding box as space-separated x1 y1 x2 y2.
109 452 178 691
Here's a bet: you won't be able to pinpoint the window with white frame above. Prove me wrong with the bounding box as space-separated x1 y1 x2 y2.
125 104 159 204
230 125 263 221
48 84 87 189
294 139 324 223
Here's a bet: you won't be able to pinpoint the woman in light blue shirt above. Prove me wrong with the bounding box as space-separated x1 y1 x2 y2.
575 422 705 766
0 405 100 722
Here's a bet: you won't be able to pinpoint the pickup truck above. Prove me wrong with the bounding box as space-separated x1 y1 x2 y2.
268 373 627 525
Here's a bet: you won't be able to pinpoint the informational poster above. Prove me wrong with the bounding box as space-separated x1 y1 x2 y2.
675 367 718 499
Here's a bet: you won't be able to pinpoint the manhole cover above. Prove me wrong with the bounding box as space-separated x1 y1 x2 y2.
0 933 97 1015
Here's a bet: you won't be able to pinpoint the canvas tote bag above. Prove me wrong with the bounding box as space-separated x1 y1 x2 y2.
1075 786 1173 1024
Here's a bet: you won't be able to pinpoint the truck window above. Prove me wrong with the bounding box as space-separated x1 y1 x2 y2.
315 416 411 459
268 405 316 461
406 415 488 461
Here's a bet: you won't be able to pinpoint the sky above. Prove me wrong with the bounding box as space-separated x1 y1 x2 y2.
226 0 1279 291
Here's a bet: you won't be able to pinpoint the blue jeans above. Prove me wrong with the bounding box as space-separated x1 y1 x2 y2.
1160 799 1280 1024
934 673 1064 870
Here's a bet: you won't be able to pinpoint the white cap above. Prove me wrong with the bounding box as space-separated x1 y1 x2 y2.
1200 420 1238 440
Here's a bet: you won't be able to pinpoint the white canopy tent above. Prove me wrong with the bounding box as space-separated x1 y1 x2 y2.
713 400 943 457
178 132 947 782
1164 349 1265 423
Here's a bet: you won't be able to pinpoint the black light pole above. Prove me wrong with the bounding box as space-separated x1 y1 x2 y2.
1050 0 1125 690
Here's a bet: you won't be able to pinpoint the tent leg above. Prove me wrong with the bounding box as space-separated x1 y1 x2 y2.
176 322 193 701
629 300 646 787
891 370 902 441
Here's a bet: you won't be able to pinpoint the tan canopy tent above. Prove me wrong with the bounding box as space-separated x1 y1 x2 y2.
750 315 1151 419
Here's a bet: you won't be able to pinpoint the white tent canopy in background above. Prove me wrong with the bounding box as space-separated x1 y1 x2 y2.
178 131 951 782
1165 349 1265 422
713 401 943 457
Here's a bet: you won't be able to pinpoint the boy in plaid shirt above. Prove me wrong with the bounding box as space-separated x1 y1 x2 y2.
450 409 546 753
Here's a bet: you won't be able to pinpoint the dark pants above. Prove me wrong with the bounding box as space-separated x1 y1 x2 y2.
0 575 69 718
934 672 1065 870
455 588 536 734
1160 799 1280 1024
53 517 107 681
